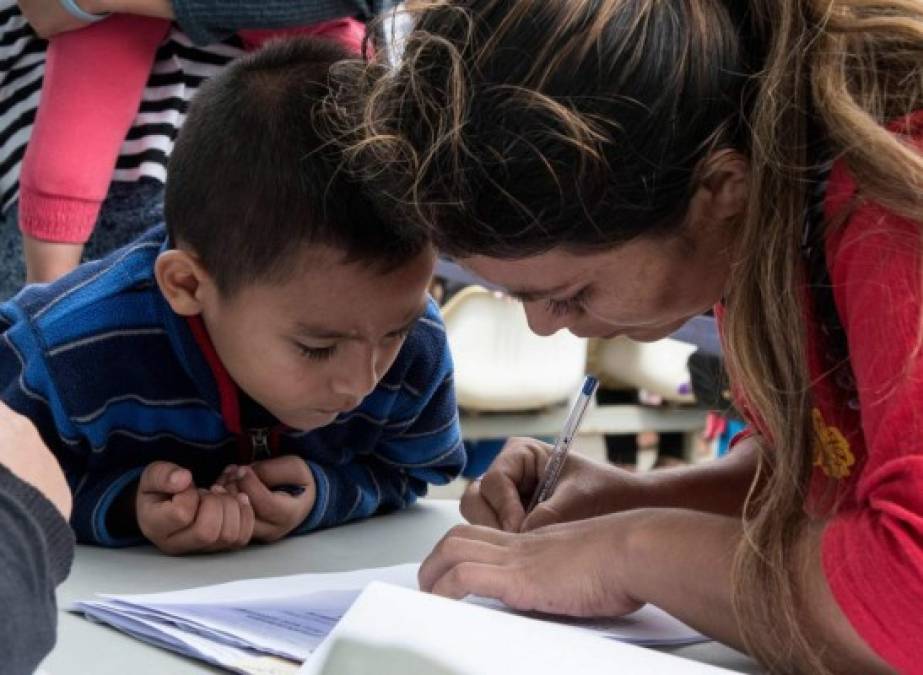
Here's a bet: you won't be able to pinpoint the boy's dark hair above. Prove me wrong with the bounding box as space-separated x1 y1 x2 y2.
165 37 428 295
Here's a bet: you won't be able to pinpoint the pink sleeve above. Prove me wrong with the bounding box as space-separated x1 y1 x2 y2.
239 17 367 55
820 112 923 671
18 16 169 244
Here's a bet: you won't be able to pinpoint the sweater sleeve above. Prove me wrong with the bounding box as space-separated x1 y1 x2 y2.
0 306 142 547
239 17 367 55
819 114 923 671
172 0 399 46
18 15 168 244
0 463 75 675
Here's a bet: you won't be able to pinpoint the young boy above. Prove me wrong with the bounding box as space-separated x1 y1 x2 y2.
0 37 465 554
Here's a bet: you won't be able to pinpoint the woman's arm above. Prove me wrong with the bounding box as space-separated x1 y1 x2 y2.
419 509 893 674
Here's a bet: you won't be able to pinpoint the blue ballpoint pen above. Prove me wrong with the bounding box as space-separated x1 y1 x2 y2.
527 375 600 513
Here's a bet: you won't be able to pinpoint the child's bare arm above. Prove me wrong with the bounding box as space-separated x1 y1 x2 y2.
84 0 174 18
17 0 173 38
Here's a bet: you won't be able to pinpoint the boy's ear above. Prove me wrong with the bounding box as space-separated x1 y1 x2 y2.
154 249 214 317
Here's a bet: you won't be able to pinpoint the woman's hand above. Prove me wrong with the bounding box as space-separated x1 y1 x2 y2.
462 437 646 532
419 514 644 618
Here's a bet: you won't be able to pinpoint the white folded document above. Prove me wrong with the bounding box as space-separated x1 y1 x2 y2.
74 563 706 674
302 582 731 675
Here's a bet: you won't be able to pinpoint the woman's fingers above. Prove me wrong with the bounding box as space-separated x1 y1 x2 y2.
462 437 550 531
430 562 522 605
419 525 516 591
459 480 502 529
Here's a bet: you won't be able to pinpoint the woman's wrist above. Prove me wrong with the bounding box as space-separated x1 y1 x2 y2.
609 509 666 606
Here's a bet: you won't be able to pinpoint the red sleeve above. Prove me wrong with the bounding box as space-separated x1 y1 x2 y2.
820 112 923 671
239 18 366 55
18 16 168 244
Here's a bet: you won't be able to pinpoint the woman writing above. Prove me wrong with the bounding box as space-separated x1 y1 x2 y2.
343 1 923 672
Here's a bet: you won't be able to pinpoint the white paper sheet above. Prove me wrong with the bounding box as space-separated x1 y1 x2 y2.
76 562 706 673
300 582 730 675
81 602 299 675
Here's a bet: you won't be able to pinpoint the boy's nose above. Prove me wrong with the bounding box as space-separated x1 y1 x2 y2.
331 346 379 402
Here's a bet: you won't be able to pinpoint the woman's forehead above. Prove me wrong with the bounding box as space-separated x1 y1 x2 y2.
461 251 602 298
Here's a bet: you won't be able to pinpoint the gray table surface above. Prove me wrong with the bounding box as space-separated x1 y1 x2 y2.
43 499 762 674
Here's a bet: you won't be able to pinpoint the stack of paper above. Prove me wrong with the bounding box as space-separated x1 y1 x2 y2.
302 582 729 675
75 563 706 674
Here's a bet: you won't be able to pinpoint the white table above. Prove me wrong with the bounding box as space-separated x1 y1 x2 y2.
44 499 762 674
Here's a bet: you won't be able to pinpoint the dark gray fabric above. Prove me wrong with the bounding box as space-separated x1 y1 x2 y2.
172 0 401 45
0 178 164 301
0 464 75 675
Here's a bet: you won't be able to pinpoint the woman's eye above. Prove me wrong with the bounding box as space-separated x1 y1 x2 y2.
544 289 589 317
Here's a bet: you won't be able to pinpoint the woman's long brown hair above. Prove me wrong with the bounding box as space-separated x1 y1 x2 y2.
334 2 923 670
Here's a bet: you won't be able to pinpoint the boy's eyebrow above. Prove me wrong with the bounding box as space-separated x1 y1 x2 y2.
388 305 429 335
293 304 429 340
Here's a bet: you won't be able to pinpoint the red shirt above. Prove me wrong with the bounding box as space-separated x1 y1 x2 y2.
724 111 923 671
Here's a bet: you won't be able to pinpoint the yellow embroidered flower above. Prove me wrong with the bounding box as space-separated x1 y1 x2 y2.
812 408 855 479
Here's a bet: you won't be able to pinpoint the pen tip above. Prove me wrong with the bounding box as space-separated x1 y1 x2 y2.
583 376 599 395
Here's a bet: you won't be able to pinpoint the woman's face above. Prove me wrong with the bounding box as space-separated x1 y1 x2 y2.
461 185 742 341
460 153 747 341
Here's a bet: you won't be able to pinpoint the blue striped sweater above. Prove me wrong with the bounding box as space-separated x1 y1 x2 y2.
0 227 464 546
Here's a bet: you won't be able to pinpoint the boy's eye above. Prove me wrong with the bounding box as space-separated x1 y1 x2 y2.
297 344 337 361
544 288 589 317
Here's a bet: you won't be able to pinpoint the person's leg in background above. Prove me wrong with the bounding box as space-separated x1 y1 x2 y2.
0 178 165 301
598 387 640 469
654 431 686 467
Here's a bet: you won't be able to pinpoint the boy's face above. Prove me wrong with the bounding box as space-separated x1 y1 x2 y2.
199 245 436 431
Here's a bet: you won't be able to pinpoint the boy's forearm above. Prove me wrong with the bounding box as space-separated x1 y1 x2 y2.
70 468 145 546
104 479 141 539
296 460 423 534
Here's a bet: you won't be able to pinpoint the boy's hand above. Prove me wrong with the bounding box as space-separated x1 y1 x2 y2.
137 461 254 555
217 457 316 543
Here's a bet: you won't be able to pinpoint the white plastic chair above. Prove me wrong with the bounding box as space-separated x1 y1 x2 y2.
442 286 588 411
591 336 697 404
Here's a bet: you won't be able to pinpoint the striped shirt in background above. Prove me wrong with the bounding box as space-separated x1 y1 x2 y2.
0 0 404 216
0 3 43 213
0 226 465 546
0 2 242 214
